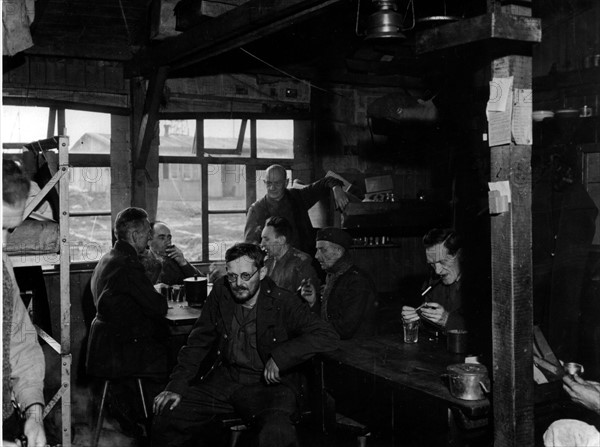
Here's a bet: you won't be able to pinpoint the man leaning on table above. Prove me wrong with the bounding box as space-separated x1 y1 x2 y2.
401 228 467 333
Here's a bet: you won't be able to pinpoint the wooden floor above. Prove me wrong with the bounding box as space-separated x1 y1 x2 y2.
68 413 494 447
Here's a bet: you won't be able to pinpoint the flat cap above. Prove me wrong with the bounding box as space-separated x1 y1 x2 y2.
316 227 352 250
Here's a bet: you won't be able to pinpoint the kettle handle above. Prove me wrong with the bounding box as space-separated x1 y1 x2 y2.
479 380 490 394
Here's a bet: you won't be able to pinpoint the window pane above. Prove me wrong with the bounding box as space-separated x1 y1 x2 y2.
257 120 294 159
255 168 292 199
70 216 112 263
66 110 111 153
69 168 111 212
159 119 197 156
208 164 246 210
208 214 246 261
204 119 250 157
2 106 50 142
157 163 202 261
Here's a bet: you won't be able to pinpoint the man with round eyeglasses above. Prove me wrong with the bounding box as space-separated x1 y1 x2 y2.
244 164 350 256
152 243 339 447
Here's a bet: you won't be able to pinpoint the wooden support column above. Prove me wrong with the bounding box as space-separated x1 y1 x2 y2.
130 67 168 218
111 114 132 227
490 4 534 446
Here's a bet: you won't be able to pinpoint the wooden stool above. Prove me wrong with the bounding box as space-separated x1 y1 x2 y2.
92 378 148 447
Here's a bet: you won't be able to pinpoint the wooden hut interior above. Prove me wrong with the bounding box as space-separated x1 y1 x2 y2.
2 0 599 446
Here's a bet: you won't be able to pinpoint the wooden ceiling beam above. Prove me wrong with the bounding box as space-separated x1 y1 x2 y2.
127 0 346 77
415 12 541 54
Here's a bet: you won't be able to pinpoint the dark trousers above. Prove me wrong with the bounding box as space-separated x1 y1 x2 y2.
151 366 298 447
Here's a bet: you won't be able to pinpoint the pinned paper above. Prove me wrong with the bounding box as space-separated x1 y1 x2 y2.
512 88 533 145
487 77 513 112
488 181 511 214
488 181 511 203
487 77 513 147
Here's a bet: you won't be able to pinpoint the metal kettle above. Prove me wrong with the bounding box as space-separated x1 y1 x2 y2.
446 363 491 401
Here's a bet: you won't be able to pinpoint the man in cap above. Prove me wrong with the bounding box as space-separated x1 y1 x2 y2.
300 227 377 340
244 165 349 256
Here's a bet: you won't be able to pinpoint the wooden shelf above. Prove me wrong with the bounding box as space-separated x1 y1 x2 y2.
340 200 451 231
534 67 600 92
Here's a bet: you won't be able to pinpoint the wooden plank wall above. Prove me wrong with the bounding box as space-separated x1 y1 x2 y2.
3 56 129 111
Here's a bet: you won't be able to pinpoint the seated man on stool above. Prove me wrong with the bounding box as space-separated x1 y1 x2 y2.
146 221 200 285
260 216 320 295
300 227 377 340
87 207 170 437
152 242 339 447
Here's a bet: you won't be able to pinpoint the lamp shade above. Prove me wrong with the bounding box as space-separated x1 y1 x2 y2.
365 0 406 40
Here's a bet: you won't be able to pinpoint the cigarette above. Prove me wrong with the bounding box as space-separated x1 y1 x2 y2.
420 285 434 297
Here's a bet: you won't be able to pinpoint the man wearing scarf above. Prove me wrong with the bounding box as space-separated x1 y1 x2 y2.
300 227 377 340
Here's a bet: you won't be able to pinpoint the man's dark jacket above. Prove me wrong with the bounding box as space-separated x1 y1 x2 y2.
312 256 377 340
165 276 339 397
244 176 342 255
86 240 169 378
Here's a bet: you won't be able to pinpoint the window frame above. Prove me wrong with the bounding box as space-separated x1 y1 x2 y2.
157 113 301 262
2 102 113 268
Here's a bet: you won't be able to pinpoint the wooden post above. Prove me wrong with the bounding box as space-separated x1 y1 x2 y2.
111 114 132 227
130 68 168 218
490 4 534 445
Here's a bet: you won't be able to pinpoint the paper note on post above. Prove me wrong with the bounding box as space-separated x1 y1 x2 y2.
487 77 513 113
488 181 511 203
487 77 513 147
512 88 533 145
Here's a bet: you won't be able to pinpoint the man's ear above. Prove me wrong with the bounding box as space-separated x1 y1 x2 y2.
259 265 268 280
284 178 290 188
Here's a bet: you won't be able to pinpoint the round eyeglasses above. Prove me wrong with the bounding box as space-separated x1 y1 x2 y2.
226 269 259 283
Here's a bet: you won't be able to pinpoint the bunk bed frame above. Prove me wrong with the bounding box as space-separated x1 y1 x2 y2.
7 136 72 446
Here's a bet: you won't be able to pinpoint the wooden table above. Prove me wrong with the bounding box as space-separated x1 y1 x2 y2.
317 334 491 445
166 301 202 326
165 302 202 367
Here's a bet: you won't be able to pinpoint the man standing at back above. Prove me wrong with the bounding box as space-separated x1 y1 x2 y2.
245 164 349 256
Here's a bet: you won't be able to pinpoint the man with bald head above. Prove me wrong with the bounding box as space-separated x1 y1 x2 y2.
244 164 349 256
148 221 200 285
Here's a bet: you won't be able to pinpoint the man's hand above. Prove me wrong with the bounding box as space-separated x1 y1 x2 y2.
563 375 600 414
165 245 187 266
419 302 448 327
24 404 46 446
153 391 182 415
299 278 317 306
264 358 281 384
401 306 420 324
332 185 349 212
